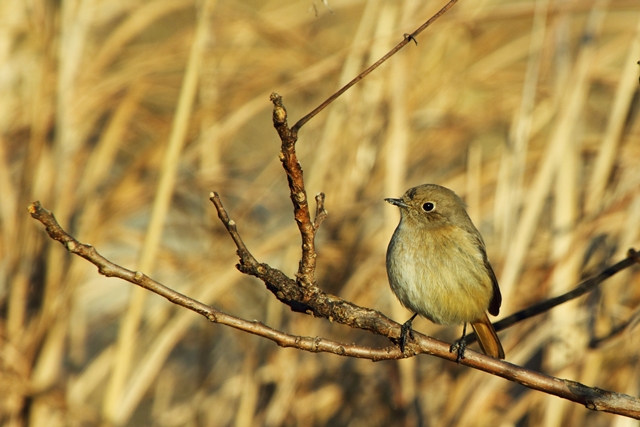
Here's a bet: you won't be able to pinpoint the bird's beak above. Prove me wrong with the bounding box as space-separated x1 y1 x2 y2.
385 198 408 208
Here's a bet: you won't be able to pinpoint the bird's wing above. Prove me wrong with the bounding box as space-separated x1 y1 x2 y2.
470 230 502 316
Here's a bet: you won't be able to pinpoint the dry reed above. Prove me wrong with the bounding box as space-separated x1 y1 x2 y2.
2 0 640 426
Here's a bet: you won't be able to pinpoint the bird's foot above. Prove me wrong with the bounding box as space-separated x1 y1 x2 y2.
449 338 467 363
450 323 468 363
399 313 418 353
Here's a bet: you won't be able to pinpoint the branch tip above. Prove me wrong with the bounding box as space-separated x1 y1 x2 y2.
314 193 328 230
210 191 258 267
271 92 287 125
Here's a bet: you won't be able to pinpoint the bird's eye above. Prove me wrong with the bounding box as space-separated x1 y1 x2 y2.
422 202 435 212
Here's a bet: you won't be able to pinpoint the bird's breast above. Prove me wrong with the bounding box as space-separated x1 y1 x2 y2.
386 223 493 325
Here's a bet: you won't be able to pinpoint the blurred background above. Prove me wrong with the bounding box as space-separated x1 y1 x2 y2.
2 0 640 426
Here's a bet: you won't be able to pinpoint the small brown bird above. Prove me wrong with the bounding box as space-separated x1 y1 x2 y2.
386 184 505 359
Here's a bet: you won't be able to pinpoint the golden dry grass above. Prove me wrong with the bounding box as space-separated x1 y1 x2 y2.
2 0 640 426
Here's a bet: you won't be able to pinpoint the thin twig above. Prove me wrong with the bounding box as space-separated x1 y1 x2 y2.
291 0 459 132
465 251 640 345
209 192 258 268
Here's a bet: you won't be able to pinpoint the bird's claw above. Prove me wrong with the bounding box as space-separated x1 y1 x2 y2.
450 338 467 363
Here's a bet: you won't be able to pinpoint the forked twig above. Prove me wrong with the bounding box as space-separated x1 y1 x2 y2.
270 93 319 288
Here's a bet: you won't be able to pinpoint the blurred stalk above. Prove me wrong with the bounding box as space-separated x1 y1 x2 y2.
543 2 609 427
466 140 481 221
102 0 216 423
586 14 640 214
495 0 548 255
499 0 608 307
306 0 382 197
385 0 419 415
29 0 94 400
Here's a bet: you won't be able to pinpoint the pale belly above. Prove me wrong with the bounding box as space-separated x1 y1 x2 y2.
386 225 493 325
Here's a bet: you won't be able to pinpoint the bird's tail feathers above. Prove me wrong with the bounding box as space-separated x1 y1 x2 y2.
471 313 505 359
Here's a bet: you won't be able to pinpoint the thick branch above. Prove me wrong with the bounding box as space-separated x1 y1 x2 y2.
29 201 640 419
27 201 388 357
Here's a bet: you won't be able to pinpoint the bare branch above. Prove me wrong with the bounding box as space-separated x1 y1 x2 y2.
291 0 460 132
27 200 384 357
28 200 640 418
267 1 462 290
209 192 258 268
263 0 463 308
270 93 318 288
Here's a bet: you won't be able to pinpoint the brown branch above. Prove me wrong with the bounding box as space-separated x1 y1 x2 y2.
28 200 640 419
270 93 318 288
291 0 460 132
209 192 394 329
26 200 388 357
210 192 258 268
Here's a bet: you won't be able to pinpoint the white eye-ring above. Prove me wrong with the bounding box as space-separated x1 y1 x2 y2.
422 202 435 212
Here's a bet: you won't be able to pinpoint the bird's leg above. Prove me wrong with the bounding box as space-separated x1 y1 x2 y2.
400 313 418 353
450 323 468 362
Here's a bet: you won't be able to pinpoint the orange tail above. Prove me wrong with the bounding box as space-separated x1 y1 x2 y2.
471 313 505 359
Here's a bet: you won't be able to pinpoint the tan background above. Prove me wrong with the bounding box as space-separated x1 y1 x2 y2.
2 0 640 426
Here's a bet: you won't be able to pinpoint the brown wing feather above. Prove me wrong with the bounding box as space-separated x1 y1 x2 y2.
469 230 502 316
484 259 501 316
